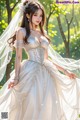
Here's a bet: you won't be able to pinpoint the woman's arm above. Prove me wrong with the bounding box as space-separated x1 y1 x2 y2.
8 29 24 89
14 30 24 79
45 49 77 79
45 49 66 73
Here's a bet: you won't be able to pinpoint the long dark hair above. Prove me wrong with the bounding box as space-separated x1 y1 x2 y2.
8 1 51 47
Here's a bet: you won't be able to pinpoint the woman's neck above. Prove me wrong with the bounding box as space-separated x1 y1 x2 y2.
29 23 39 31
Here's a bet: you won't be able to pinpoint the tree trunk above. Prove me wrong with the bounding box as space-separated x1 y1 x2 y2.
57 16 66 43
46 17 48 34
65 41 70 57
7 9 12 24
67 24 70 57
5 0 19 81
5 0 12 81
0 8 1 21
57 15 70 57
46 11 52 34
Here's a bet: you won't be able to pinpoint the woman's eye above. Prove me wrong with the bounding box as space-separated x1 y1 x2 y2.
33 14 42 17
34 14 37 16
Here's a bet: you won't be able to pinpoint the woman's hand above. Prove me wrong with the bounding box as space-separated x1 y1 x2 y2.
8 79 19 89
64 70 77 79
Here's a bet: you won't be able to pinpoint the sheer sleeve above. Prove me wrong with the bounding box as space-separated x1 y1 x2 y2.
13 27 26 48
13 39 24 48
12 28 25 81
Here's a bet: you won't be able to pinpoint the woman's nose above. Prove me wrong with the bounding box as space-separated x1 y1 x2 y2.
37 16 41 19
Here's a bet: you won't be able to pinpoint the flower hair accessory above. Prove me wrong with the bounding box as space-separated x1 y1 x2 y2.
19 0 38 13
21 0 38 3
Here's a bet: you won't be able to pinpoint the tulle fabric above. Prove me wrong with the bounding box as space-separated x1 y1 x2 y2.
0 0 80 119
0 58 80 120
0 27 80 120
0 59 63 120
0 9 23 82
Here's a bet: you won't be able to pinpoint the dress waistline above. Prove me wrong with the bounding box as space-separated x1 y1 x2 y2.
27 59 45 66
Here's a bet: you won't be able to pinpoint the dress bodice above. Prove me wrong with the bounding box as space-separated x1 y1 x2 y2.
13 27 50 63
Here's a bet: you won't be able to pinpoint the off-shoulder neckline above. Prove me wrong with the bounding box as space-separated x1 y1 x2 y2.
18 27 49 44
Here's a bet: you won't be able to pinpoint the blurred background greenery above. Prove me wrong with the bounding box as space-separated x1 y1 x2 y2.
0 0 80 87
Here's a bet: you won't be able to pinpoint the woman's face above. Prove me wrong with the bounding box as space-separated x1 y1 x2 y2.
31 9 43 26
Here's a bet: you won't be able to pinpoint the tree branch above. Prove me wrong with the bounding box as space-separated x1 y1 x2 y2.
11 0 21 11
65 15 69 24
57 15 66 43
46 2 55 33
69 4 74 25
65 4 74 26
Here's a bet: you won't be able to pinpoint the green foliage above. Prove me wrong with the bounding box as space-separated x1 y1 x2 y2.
55 32 80 59
0 86 2 89
70 32 80 59
78 114 80 118
0 20 8 34
0 0 7 35
48 23 57 38
0 73 6 86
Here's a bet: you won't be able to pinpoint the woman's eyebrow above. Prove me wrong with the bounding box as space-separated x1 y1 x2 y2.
34 11 42 15
34 12 38 14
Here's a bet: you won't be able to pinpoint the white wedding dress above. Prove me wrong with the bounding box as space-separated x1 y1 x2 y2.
0 27 80 120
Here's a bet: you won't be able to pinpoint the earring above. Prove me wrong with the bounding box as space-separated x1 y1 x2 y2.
28 19 29 22
26 14 30 22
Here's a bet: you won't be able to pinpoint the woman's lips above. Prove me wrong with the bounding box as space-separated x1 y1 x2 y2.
36 21 40 23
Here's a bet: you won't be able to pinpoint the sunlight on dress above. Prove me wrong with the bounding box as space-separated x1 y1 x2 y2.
0 27 80 120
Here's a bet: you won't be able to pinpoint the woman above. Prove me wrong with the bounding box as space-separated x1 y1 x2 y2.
8 1 76 88
0 0 80 120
